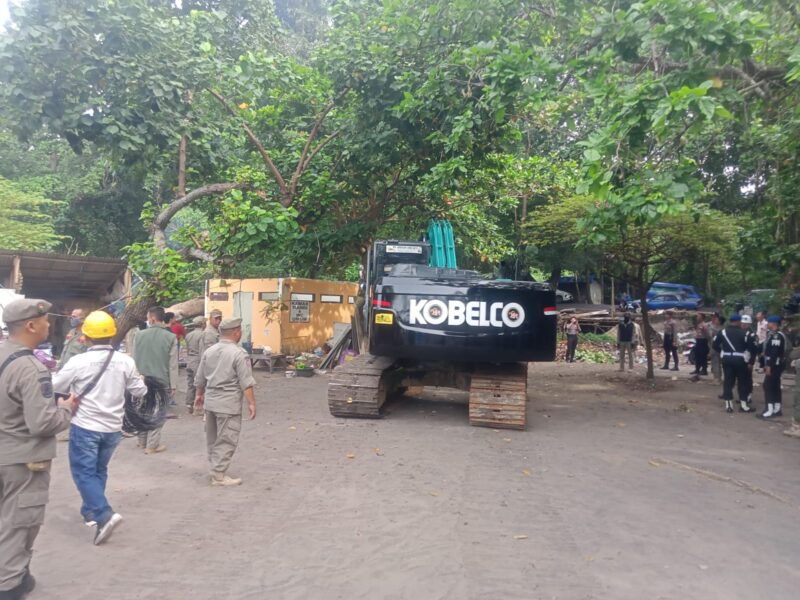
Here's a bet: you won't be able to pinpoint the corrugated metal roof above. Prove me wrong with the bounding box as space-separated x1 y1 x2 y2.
0 250 127 299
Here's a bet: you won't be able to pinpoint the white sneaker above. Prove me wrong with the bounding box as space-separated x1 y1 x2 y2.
94 513 123 545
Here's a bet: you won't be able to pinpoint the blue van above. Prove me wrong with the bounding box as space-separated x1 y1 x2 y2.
647 282 703 306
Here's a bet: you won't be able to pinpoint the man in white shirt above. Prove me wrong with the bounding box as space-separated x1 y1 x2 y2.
755 311 768 372
53 311 146 546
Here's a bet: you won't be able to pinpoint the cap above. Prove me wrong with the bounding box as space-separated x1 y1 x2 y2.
741 314 752 324
2 298 51 324
219 317 242 331
729 313 742 322
767 315 782 323
209 309 223 318
193 316 206 325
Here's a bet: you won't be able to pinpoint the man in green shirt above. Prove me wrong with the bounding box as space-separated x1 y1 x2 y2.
59 308 89 368
132 306 179 454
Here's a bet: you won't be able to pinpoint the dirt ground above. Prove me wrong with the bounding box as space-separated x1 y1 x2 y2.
30 360 799 600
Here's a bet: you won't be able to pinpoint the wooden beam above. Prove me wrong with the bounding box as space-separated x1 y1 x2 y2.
9 255 22 293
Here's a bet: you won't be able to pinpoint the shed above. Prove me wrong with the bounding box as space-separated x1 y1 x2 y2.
0 250 130 352
205 277 359 355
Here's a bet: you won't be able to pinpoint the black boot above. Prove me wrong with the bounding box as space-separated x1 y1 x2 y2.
0 570 35 600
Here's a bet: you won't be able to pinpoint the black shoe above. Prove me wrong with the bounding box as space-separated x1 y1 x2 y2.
739 407 753 413
660 366 669 370
671 367 679 371
691 370 699 375
0 570 35 600
94 513 123 546
726 406 734 413
700 369 708 376
774 410 783 417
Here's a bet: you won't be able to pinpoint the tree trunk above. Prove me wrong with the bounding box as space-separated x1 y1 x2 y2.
166 296 204 319
639 290 655 379
112 291 157 348
549 266 561 288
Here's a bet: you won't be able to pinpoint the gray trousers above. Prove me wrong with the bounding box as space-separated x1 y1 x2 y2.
185 367 196 408
0 463 50 591
138 426 163 450
205 411 242 475
618 342 634 370
794 368 800 421
710 350 721 381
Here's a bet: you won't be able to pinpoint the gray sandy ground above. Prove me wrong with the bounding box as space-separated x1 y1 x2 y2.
30 362 800 600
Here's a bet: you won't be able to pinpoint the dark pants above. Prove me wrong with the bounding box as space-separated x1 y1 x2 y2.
69 424 122 525
566 334 578 362
694 338 709 373
663 335 678 368
722 359 749 401
763 366 784 407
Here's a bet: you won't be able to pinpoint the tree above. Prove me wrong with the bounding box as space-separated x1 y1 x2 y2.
0 176 63 251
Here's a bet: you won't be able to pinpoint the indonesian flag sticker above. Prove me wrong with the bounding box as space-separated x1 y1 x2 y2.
543 306 558 316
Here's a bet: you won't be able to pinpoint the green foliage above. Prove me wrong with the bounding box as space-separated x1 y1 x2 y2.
574 348 615 364
0 0 797 307
0 176 64 251
125 241 210 304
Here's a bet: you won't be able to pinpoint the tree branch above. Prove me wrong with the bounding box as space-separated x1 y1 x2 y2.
152 182 246 249
208 89 290 202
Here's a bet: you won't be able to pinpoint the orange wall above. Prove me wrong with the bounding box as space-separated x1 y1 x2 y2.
206 277 358 354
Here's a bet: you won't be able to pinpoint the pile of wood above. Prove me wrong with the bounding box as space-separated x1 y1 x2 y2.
558 309 618 334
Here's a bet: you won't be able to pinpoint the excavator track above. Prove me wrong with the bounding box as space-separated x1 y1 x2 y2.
469 363 528 430
328 353 397 418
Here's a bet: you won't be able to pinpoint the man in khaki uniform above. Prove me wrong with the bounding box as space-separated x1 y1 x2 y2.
184 317 206 415
0 299 76 598
59 308 89 368
194 318 256 487
199 309 222 358
132 306 178 454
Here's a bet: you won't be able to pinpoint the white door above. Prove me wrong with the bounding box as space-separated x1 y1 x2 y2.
233 292 254 350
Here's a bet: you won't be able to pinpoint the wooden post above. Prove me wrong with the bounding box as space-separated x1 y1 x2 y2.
10 255 22 293
611 276 616 318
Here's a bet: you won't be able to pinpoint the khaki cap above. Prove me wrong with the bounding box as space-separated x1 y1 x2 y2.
209 309 223 318
2 298 52 324
219 317 242 331
193 316 206 325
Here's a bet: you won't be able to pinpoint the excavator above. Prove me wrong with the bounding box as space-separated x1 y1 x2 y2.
328 220 557 429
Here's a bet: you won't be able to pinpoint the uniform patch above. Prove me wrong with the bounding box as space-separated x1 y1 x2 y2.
39 378 54 398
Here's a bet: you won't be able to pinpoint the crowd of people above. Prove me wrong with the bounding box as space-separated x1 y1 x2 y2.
564 310 800 435
0 298 254 599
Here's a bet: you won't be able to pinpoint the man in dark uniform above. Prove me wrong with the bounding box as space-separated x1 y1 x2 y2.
661 311 679 371
0 299 76 599
761 315 788 419
712 314 755 413
740 314 758 407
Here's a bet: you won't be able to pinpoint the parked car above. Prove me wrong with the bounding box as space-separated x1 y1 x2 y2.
647 293 702 311
647 282 703 306
555 289 574 303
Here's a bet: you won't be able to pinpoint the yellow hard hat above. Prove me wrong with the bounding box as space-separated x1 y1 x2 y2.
82 310 117 339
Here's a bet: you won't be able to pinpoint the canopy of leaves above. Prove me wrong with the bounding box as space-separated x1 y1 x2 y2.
0 0 795 303
0 176 64 251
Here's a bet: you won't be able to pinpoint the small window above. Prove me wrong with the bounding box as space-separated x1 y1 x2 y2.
348 296 356 304
291 293 315 302
209 292 229 301
259 291 280 301
321 294 342 304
